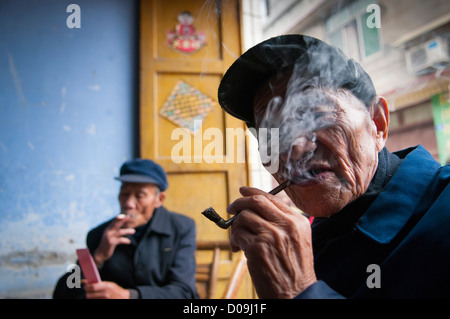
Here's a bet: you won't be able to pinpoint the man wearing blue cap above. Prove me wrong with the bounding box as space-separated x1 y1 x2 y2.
53 159 198 299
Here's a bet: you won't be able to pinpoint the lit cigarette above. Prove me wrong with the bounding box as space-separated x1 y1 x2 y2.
119 212 137 219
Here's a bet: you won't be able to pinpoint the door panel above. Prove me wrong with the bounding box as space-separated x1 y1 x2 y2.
140 0 254 298
165 171 228 241
155 73 225 159
154 0 222 61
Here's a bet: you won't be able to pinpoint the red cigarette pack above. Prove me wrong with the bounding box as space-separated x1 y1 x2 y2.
76 248 101 284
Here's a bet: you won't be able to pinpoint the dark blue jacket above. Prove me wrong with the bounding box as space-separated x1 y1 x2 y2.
297 145 450 298
53 206 198 299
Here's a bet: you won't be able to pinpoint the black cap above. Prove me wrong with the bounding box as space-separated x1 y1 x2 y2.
115 159 168 191
218 34 376 128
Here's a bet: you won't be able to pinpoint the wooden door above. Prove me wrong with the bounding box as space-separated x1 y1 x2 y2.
140 0 254 298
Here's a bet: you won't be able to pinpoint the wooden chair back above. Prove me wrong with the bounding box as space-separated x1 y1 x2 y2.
195 240 247 299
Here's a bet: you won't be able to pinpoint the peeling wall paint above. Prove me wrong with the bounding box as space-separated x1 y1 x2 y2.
1 249 71 269
0 0 138 298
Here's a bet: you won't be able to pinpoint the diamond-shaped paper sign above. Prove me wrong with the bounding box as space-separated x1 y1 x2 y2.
159 80 214 134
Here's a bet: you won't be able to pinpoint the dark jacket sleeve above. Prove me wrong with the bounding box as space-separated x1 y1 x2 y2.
294 281 345 299
52 263 86 299
136 216 198 299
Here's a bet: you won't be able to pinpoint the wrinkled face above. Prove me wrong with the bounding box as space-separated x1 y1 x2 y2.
254 79 386 218
118 183 165 228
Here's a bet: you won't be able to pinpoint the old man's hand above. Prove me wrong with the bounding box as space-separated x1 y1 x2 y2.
84 281 130 299
93 214 136 267
228 186 317 299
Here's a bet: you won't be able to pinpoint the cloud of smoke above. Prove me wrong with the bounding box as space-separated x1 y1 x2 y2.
254 37 375 184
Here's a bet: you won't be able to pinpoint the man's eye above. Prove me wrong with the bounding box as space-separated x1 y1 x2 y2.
314 112 327 120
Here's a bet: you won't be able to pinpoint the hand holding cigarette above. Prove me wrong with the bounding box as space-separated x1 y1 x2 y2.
93 214 136 267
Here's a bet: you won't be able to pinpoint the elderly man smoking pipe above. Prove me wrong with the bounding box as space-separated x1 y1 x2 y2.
217 35 450 299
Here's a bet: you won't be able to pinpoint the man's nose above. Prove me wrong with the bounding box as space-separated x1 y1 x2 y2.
281 135 317 162
121 196 136 209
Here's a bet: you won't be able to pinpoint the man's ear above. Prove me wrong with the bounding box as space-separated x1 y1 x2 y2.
155 191 166 208
370 96 389 152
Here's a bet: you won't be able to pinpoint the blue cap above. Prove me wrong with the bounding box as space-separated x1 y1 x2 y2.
115 159 168 191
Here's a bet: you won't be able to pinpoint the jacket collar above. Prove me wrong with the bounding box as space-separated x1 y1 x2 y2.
145 206 172 236
355 145 441 244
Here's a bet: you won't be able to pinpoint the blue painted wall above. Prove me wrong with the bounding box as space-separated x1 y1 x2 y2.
0 0 138 297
